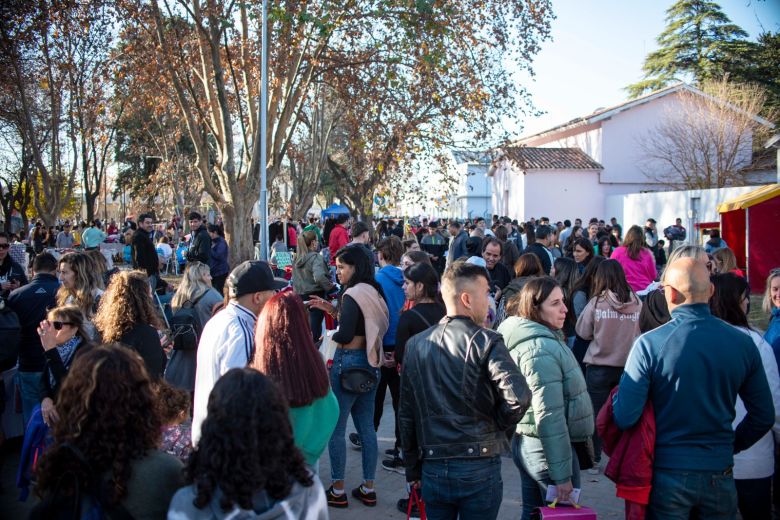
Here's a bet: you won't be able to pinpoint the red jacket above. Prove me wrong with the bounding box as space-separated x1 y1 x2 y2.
328 225 349 265
597 386 655 520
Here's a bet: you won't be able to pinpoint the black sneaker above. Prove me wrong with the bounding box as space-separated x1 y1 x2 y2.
351 485 377 507
326 486 348 508
381 456 405 474
348 432 362 449
385 447 399 457
398 497 420 518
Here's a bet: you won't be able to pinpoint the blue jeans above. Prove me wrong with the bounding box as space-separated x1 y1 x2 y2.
512 434 581 520
328 349 379 482
647 467 737 519
421 456 503 520
15 370 43 426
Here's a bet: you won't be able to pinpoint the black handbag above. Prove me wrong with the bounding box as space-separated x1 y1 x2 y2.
337 351 378 394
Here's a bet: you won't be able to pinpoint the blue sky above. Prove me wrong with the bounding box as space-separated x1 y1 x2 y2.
513 0 780 137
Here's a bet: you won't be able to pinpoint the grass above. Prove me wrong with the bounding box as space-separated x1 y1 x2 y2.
749 294 770 332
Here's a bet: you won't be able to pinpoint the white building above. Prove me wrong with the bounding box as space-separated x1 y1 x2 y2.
449 150 493 219
489 83 772 223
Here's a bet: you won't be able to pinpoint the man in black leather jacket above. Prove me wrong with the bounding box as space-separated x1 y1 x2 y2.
399 261 531 519
186 211 211 265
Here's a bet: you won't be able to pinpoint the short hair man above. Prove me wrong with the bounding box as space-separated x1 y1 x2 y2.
524 224 554 275
420 221 447 274
55 222 75 249
7 253 58 423
0 231 27 297
192 260 287 444
187 211 212 265
613 257 773 518
482 237 511 298
81 219 107 250
399 261 530 519
446 220 469 267
328 214 351 266
131 213 160 281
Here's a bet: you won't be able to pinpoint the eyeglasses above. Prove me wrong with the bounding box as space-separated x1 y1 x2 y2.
52 321 75 330
0 243 9 250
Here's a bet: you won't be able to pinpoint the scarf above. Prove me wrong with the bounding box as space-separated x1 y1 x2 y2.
49 336 82 388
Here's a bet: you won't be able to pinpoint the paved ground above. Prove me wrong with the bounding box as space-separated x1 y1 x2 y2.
319 394 624 519
0 394 626 519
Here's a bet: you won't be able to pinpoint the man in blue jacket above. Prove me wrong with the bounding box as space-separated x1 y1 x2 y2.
613 257 774 519
8 253 59 424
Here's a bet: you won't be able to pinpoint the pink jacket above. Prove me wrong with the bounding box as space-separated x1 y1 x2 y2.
611 247 656 293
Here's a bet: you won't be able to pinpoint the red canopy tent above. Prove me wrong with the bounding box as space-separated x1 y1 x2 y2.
718 184 780 293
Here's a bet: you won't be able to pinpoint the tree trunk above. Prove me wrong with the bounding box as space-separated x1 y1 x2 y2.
221 194 255 269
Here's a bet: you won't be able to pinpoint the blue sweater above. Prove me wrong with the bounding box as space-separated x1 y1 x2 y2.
375 265 405 348
765 308 780 373
613 303 773 471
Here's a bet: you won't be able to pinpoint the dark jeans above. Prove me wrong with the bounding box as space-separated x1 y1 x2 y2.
304 291 326 342
211 273 227 297
512 434 581 520
735 477 771 520
647 467 737 519
374 362 400 449
585 364 623 462
421 456 503 520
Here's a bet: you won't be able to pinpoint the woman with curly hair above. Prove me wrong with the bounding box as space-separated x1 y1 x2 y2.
94 270 166 378
36 305 93 427
251 291 337 469
168 368 327 519
56 252 104 338
31 344 184 519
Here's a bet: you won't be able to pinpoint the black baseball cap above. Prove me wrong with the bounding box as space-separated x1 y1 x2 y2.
227 261 287 298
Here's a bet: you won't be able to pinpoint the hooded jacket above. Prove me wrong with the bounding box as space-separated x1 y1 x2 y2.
375 264 405 347
292 252 333 296
498 317 594 484
575 291 643 367
167 475 328 520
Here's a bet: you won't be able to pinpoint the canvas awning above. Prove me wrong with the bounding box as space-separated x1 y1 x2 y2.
717 184 780 213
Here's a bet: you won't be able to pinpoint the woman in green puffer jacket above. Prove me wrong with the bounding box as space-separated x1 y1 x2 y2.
497 277 594 520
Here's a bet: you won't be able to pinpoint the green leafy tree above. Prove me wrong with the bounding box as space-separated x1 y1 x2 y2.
725 31 780 124
627 0 748 97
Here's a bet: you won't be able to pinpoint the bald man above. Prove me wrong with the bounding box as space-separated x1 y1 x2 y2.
613 257 773 519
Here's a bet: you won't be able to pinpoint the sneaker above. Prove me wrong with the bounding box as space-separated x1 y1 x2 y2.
385 447 399 457
398 497 420 518
587 466 600 475
348 432 362 449
326 486 348 508
351 485 377 507
381 456 405 474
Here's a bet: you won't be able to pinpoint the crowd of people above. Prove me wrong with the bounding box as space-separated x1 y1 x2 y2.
1 208 779 520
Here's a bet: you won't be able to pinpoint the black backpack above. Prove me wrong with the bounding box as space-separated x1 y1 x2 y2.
169 294 205 351
0 298 21 372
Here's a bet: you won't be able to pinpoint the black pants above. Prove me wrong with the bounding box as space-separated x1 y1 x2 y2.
736 476 771 520
212 273 227 297
585 365 624 462
374 362 401 449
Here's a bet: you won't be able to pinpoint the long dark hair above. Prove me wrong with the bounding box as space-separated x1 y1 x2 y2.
334 245 384 298
35 345 161 506
623 225 647 260
591 259 633 304
404 262 443 305
252 291 330 407
709 273 750 328
572 255 606 298
553 257 580 331
570 237 594 265
514 253 544 278
186 368 312 511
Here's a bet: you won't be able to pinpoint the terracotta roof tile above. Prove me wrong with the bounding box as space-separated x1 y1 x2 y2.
503 147 603 170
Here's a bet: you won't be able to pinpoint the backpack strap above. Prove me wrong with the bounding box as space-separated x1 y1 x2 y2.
408 307 432 329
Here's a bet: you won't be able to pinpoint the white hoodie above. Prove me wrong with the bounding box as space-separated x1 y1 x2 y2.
733 326 780 479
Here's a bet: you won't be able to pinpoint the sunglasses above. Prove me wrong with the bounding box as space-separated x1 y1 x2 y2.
0 243 9 250
52 321 75 330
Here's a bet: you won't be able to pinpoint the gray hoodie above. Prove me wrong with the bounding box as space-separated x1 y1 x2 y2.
575 290 643 367
167 475 328 520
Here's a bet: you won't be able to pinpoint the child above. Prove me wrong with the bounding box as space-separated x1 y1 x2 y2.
156 381 193 462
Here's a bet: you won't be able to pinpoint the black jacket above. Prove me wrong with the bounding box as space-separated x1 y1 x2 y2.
399 316 531 481
131 229 159 276
187 224 211 264
7 273 59 372
524 242 552 275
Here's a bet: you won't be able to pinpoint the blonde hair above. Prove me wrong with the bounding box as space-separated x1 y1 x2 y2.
84 249 108 290
296 230 318 257
712 247 738 274
171 261 212 311
764 269 780 313
56 253 102 317
93 270 162 342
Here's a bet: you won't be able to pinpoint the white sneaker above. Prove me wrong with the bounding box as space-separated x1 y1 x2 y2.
587 467 600 475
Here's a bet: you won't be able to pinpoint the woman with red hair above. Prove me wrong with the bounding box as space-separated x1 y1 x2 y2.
251 291 338 470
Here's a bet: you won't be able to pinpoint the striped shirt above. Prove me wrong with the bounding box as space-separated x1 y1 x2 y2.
192 301 257 445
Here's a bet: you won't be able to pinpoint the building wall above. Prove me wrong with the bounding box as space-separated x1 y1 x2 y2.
605 185 765 238
491 159 525 220
524 169 603 222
